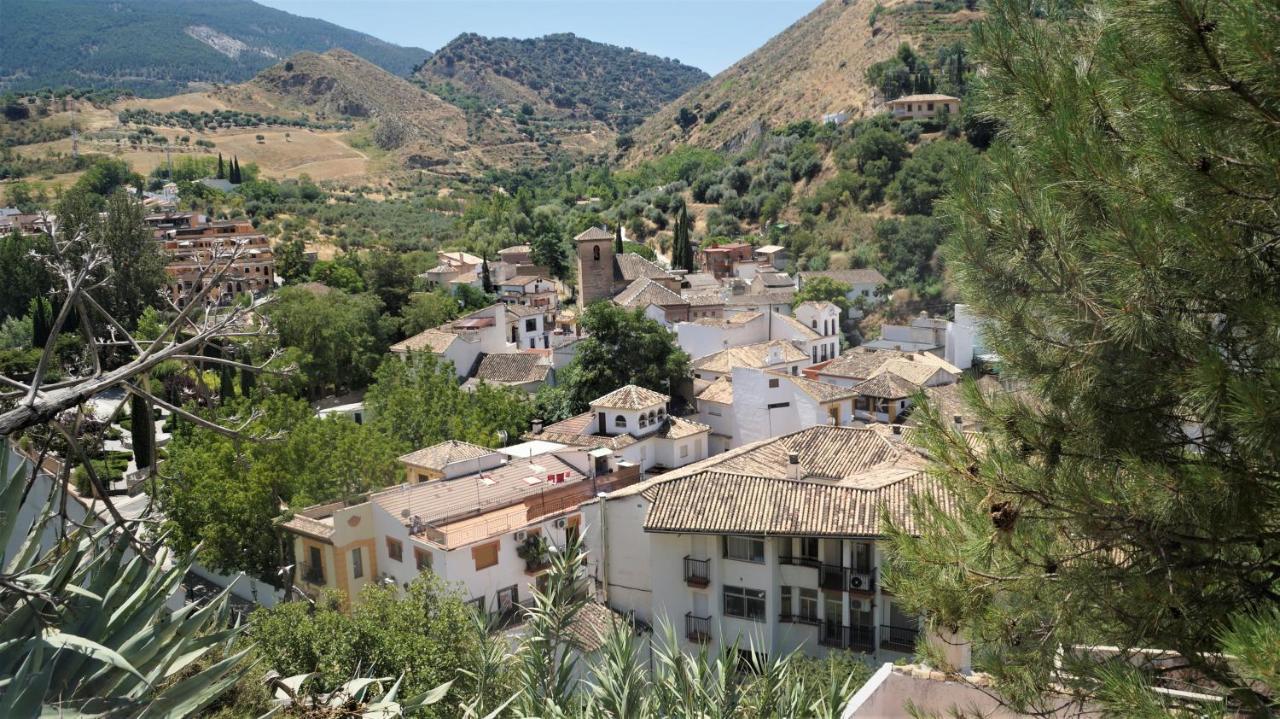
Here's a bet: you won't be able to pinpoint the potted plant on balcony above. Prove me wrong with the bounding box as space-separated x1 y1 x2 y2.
516 534 550 573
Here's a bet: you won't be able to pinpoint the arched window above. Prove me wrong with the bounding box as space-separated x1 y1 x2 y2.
614 414 626 428
648 410 657 425
639 414 647 428
593 245 601 261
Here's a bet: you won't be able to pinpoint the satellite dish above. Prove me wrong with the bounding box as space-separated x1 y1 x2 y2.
401 508 411 519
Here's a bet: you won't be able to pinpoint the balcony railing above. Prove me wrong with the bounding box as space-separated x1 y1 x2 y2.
880 624 919 651
778 554 822 568
683 556 710 588
685 612 712 643
820 623 876 652
300 563 325 585
818 565 876 593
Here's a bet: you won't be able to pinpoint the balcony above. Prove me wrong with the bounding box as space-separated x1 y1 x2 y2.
818 565 876 593
523 557 551 575
300 563 325 585
819 623 876 653
683 556 710 588
880 624 919 652
685 612 712 643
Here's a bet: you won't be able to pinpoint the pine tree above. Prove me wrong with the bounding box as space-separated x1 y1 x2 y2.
216 153 225 180
886 1 1280 714
129 392 154 470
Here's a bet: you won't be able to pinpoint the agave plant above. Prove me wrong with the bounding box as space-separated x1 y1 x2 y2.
0 446 249 717
259 671 452 718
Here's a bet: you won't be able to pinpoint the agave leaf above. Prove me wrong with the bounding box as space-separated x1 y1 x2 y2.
401 678 453 709
273 672 318 701
330 677 389 707
136 648 250 719
41 630 149 687
0 638 43 717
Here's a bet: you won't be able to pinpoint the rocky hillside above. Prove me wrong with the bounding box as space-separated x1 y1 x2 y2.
0 0 427 96
415 33 708 133
626 0 979 160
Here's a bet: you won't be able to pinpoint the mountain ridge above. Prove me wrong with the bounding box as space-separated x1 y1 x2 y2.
0 0 429 96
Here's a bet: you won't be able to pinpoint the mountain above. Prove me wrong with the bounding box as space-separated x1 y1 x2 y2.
0 0 428 96
415 33 708 133
627 0 979 159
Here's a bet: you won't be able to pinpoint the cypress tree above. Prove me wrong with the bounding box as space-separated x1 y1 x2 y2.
29 296 50 348
219 363 235 402
216 153 225 179
614 224 624 256
239 366 256 398
130 393 154 470
481 256 494 294
887 1 1280 714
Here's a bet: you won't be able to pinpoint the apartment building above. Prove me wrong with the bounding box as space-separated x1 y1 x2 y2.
154 219 275 305
390 303 550 379
696 367 858 452
281 439 642 616
583 425 952 663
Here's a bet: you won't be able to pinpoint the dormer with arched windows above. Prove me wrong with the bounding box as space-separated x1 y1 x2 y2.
588 385 670 437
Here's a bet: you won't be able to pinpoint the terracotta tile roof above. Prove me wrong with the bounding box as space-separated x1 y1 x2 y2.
724 289 796 306
771 312 822 340
373 454 586 528
682 290 726 307
816 347 948 382
768 371 857 403
692 340 808 374
523 411 706 449
699 426 903 482
503 275 545 286
390 329 458 354
868 358 951 387
889 93 961 103
591 384 669 409
642 470 953 537
854 372 920 399
755 271 793 287
798 269 887 287
565 602 626 653
615 253 674 282
683 272 721 289
614 278 687 309
473 353 550 384
504 303 544 317
796 300 839 313
281 513 335 541
399 440 495 470
575 227 614 242
661 415 711 439
755 244 785 254
498 244 531 255
696 376 735 404
906 376 1003 431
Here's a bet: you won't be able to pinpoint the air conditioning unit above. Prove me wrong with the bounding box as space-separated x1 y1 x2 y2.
848 574 868 591
554 518 567 529
514 530 528 542
849 598 866 612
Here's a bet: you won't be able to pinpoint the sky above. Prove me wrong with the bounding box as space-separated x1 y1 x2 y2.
256 0 823 75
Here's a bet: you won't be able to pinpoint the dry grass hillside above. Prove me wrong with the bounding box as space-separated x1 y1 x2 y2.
626 0 978 161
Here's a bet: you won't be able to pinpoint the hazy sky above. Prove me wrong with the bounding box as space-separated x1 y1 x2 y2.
256 0 822 75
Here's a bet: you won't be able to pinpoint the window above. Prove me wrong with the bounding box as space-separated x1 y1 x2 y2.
767 402 790 410
466 596 485 615
615 415 627 428
351 548 364 579
593 245 601 261
414 547 432 571
791 366 798 376
525 318 537 331
708 409 721 417
680 444 689 458
811 319 817 329
723 585 766 622
799 588 819 622
496 585 519 614
386 537 403 562
799 537 819 563
723 535 765 563
472 541 499 570
639 414 648 428
812 348 818 364
780 585 793 620
768 378 779 389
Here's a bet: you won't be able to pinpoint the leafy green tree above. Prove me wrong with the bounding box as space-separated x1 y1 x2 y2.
309 260 365 293
455 283 496 311
531 230 572 280
546 303 689 415
794 275 852 319
0 229 53 321
71 156 139 197
399 289 459 336
873 215 947 292
161 398 400 581
365 353 532 451
886 139 975 215
362 249 414 316
248 575 486 708
886 1 1280 714
275 235 309 284
265 286 385 396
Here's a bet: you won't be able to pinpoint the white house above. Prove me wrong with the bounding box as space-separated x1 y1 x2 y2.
675 301 838 366
524 385 710 473
581 425 951 664
691 340 809 383
282 440 644 616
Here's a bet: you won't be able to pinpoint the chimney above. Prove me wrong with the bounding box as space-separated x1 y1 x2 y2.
953 415 963 427
905 354 914 361
531 419 544 434
786 451 802 481
891 425 902 436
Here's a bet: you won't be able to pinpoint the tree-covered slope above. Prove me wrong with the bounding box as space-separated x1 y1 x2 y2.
415 33 708 133
0 0 428 96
